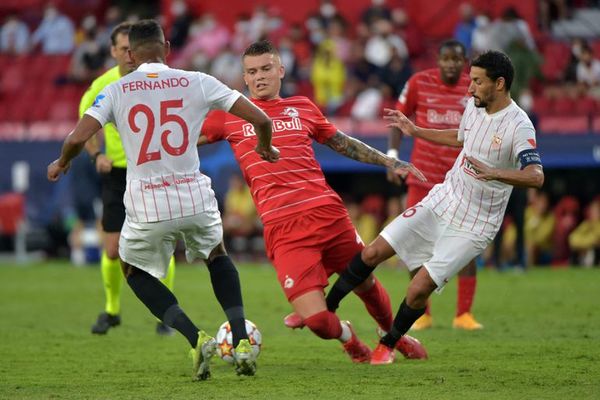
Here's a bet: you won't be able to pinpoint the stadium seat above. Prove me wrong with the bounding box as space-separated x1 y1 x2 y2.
576 96 597 116
0 192 25 236
532 96 554 116
552 196 580 265
538 116 589 134
592 116 600 134
540 41 570 81
48 100 78 122
552 97 576 115
0 123 26 140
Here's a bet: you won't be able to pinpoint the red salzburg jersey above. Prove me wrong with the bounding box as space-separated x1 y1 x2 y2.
397 68 471 189
202 96 347 225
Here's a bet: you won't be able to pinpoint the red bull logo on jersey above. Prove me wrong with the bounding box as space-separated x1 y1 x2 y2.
426 109 462 125
242 118 302 137
122 77 190 93
281 107 299 118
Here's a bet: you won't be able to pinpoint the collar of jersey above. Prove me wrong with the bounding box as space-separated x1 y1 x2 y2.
480 99 516 118
136 63 170 72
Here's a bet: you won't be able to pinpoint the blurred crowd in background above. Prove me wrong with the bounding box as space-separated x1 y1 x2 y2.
0 0 599 268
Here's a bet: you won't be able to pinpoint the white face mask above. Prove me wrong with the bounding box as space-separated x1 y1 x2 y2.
45 7 58 20
320 4 336 18
171 1 187 17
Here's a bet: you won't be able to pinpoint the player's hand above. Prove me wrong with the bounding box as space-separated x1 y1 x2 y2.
466 156 497 181
389 158 427 182
255 144 280 163
95 154 113 174
386 168 406 186
383 108 418 137
47 159 70 182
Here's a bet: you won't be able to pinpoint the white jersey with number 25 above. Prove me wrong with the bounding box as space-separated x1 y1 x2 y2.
85 63 241 223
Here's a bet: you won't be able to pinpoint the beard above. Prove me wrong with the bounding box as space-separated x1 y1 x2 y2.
473 96 488 108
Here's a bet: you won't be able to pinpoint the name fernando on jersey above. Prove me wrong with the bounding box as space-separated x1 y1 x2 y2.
121 76 190 93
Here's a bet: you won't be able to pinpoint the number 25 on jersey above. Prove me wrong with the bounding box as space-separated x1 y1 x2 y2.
128 99 189 165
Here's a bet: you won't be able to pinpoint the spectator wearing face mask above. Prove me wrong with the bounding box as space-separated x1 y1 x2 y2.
31 3 75 54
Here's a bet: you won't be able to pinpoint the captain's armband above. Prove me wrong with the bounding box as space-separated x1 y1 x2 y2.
518 149 541 170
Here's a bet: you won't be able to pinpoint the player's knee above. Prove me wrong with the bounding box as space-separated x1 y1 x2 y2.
207 242 227 263
303 310 341 339
361 245 381 267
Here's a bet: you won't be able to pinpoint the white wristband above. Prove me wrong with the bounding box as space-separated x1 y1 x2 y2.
386 149 398 159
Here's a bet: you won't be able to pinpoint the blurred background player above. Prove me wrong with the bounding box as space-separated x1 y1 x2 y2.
48 19 279 379
387 39 483 331
79 21 176 335
327 50 544 364
200 40 427 362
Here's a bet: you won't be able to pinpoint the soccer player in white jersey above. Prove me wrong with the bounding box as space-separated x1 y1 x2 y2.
325 50 544 365
47 19 279 379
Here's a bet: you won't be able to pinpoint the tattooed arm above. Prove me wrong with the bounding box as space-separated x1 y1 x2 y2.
325 131 427 182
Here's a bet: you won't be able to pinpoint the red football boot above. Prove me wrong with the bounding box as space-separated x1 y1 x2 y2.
341 321 372 363
396 334 428 360
370 343 396 365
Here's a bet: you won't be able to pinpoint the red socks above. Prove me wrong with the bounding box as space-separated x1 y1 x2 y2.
303 310 342 339
457 276 477 316
355 278 393 332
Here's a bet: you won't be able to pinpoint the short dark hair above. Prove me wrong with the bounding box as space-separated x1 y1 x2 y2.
110 21 132 46
471 50 514 91
128 19 164 50
438 39 466 56
243 40 279 58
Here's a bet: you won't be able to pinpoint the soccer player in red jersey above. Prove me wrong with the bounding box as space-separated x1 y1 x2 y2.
199 40 428 362
387 39 483 331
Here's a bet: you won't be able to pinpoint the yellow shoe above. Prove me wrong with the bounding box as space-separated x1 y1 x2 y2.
410 314 433 331
190 331 217 381
453 313 483 330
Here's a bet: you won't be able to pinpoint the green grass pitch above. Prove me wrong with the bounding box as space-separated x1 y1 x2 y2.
1 261 599 399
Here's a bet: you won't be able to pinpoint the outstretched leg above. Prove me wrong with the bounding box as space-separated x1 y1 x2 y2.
372 267 436 365
326 236 396 313
292 289 372 363
122 262 200 347
204 242 255 376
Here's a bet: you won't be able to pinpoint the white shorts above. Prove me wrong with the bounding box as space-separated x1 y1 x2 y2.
119 210 223 279
380 204 489 291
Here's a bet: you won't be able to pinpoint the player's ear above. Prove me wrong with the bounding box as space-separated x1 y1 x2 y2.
279 63 285 80
164 40 171 58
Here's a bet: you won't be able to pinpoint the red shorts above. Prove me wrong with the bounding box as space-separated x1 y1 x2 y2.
263 204 364 302
406 185 432 208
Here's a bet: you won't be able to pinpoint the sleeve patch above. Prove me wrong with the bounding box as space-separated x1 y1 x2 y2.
518 149 541 169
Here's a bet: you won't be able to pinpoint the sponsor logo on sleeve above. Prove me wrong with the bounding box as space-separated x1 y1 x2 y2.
92 94 105 108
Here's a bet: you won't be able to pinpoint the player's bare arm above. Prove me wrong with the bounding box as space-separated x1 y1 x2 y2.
386 126 405 185
466 157 544 188
84 131 113 173
325 131 427 182
228 96 279 162
384 108 462 147
47 115 102 181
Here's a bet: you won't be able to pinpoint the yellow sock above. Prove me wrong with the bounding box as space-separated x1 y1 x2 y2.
101 251 123 316
160 256 176 291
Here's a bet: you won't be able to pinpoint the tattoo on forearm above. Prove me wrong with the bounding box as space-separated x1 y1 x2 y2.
326 132 389 167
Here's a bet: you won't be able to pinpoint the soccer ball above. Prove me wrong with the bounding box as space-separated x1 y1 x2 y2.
215 319 262 364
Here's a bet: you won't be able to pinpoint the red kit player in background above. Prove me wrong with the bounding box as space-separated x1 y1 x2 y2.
199 40 428 362
387 39 483 331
